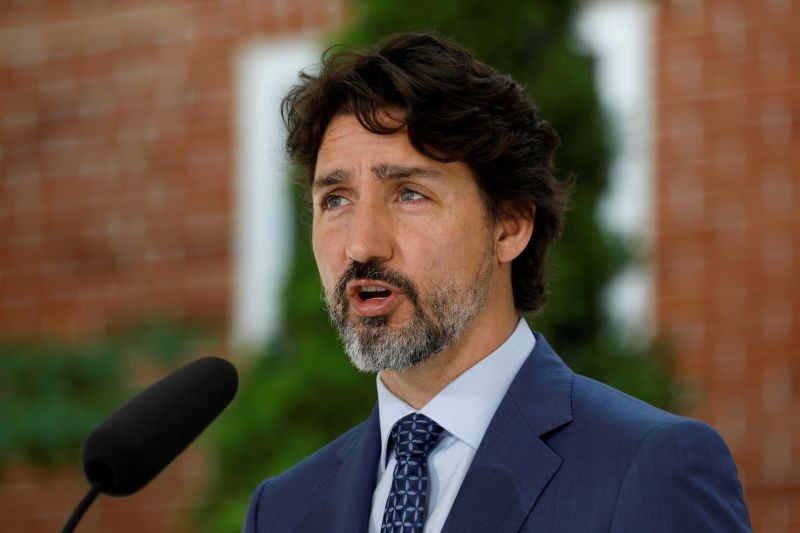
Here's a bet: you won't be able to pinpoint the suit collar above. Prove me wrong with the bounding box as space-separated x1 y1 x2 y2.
319 405 381 533
443 332 574 533
316 332 574 533
508 332 574 436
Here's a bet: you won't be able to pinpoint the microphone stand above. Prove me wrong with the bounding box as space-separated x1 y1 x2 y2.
61 482 103 533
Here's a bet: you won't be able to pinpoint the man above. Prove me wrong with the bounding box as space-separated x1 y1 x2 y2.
245 32 751 532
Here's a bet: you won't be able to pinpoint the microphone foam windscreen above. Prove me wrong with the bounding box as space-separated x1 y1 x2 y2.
81 356 238 496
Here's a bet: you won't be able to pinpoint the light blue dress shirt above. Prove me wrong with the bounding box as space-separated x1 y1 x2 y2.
368 317 535 532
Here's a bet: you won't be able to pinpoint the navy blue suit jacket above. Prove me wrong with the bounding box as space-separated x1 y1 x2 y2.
244 333 751 532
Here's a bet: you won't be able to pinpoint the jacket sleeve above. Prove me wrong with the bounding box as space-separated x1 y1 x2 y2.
609 418 752 532
243 479 270 533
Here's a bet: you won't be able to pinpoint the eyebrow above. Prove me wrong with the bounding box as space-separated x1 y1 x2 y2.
313 168 353 191
313 164 442 191
372 164 443 180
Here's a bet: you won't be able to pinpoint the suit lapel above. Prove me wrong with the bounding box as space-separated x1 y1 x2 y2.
443 333 574 533
319 405 381 533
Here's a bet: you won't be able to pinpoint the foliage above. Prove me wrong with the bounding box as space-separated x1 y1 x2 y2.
200 0 678 530
0 322 210 472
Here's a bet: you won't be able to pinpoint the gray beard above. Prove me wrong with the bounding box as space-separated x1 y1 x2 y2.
324 248 494 373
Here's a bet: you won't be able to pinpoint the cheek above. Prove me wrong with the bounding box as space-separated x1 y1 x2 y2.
440 221 494 271
312 229 344 288
437 216 486 251
311 234 330 279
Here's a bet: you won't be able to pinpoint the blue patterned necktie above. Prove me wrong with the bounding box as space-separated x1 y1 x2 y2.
380 412 444 532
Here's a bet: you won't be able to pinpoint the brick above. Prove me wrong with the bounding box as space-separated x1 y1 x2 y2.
656 1 800 529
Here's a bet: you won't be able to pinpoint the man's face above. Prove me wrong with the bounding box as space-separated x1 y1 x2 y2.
311 114 501 372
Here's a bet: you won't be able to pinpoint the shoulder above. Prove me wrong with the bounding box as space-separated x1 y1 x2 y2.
566 374 743 486
570 374 686 434
250 419 368 496
242 420 370 532
608 412 752 531
544 373 710 455
543 374 717 471
563 375 751 531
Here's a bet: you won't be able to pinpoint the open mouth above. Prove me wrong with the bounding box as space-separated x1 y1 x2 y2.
359 285 392 301
346 280 401 317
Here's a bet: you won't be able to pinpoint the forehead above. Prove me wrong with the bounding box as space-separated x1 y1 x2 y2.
313 114 479 195
315 114 423 177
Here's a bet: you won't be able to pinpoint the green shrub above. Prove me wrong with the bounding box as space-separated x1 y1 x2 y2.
0 322 211 471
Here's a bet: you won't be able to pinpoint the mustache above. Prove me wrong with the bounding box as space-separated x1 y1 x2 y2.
333 260 419 305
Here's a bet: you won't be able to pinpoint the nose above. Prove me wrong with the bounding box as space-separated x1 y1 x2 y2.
346 200 393 264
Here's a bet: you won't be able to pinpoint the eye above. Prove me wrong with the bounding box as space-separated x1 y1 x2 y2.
398 188 425 202
320 194 350 210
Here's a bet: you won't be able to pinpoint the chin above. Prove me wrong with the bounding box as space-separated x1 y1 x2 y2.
358 315 388 327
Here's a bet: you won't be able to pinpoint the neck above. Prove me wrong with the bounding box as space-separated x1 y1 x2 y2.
379 303 520 409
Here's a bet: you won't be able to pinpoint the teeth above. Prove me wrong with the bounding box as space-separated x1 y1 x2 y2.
361 286 387 292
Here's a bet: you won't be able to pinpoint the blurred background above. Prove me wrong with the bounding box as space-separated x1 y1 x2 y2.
0 0 797 531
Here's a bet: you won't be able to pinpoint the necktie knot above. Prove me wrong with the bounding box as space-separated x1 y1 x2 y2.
390 412 443 459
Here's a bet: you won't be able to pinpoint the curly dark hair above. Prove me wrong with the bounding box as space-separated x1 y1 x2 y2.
282 32 572 313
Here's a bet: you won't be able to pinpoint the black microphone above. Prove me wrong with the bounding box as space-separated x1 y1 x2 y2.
62 356 238 532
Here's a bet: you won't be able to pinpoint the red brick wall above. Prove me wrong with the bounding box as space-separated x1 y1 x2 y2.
0 450 206 533
0 0 343 340
654 1 799 531
0 1 342 531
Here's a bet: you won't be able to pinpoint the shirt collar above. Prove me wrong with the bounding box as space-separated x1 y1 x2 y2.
376 317 535 469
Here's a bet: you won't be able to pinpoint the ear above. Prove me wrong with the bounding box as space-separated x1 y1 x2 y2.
495 210 534 264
